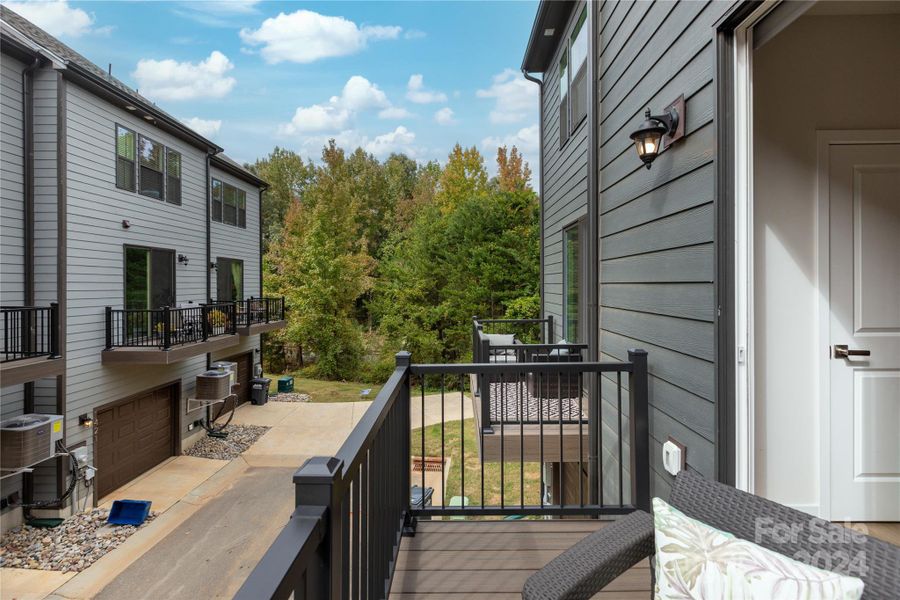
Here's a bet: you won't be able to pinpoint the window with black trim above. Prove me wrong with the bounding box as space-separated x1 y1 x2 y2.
116 125 136 191
166 148 182 205
211 178 247 229
558 7 588 147
138 135 164 199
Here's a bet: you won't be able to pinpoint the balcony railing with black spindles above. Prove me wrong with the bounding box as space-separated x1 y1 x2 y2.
232 296 286 328
104 302 237 350
235 350 650 600
1 304 61 363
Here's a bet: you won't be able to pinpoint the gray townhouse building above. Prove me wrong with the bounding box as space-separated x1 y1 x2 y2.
0 6 284 531
522 0 899 522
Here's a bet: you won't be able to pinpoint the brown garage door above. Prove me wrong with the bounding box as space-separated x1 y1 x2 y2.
217 352 252 416
96 384 176 498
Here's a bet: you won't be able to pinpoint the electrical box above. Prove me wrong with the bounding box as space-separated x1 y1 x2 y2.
662 438 686 476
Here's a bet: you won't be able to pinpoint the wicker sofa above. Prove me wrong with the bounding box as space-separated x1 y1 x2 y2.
523 470 900 599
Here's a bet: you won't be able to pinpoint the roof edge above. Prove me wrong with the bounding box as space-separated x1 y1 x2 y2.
521 0 576 73
211 154 268 190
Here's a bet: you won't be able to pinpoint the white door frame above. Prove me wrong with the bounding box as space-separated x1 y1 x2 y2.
732 0 780 494
816 129 900 520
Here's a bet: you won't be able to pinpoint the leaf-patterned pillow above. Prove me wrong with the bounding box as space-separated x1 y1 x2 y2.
652 497 864 599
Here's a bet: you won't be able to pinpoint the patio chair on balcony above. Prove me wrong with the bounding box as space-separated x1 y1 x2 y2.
523 469 900 600
526 346 584 400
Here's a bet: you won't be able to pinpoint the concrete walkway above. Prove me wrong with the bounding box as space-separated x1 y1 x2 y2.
44 400 371 600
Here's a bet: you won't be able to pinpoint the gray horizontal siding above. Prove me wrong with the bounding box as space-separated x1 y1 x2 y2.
210 166 261 299
1 52 25 307
598 0 735 498
62 80 261 471
540 0 589 342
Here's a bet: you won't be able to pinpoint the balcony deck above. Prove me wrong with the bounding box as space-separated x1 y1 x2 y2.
390 519 651 599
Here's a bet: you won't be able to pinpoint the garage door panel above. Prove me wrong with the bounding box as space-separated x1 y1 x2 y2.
96 384 176 498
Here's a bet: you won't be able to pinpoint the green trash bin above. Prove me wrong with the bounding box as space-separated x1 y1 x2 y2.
278 376 294 393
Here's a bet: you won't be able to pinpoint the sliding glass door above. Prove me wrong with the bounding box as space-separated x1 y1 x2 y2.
216 258 244 302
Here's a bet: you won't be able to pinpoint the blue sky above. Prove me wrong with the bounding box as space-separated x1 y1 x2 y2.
9 0 541 173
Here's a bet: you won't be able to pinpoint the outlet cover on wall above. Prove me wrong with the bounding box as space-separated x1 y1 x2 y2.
662 437 686 476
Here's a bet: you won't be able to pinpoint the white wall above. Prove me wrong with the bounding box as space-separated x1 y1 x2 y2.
752 13 900 512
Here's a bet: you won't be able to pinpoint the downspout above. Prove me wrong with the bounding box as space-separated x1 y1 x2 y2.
585 1 601 506
206 153 213 304
521 69 545 330
22 56 40 507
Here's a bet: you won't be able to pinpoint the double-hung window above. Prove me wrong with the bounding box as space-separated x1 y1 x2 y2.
138 135 164 199
115 125 136 191
559 7 588 147
166 148 182 205
211 178 247 229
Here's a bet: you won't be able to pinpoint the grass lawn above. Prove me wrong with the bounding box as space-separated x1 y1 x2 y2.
267 376 382 403
411 418 542 508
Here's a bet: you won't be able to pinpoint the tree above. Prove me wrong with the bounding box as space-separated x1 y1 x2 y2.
248 147 314 249
434 144 489 211
266 142 373 379
496 145 533 192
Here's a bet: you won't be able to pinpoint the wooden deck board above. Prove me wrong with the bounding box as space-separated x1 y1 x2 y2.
390 519 652 598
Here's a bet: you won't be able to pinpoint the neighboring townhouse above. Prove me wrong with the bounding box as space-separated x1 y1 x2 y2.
522 0 899 521
0 6 282 530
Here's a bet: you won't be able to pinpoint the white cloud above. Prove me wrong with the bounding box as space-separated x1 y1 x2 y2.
378 106 415 120
406 74 447 104
481 124 540 155
476 68 539 124
181 117 222 138
434 107 455 125
280 75 407 134
364 126 417 157
239 10 401 64
404 29 427 40
132 51 236 101
198 0 261 14
4 0 105 38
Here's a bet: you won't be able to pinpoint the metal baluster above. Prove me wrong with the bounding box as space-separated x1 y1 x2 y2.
618 371 623 507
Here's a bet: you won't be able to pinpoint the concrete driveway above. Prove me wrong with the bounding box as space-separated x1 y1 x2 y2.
43 400 371 600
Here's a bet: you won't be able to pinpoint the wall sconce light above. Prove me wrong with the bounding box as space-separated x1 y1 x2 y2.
629 95 685 169
121 219 131 229
209 261 218 270
178 254 189 266
79 414 93 428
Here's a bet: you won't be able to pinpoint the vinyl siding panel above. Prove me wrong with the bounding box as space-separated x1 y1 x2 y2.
210 166 261 299
597 0 736 498
540 1 589 342
33 69 58 308
1 52 25 307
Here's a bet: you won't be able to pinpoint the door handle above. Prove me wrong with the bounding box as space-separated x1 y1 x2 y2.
833 344 871 359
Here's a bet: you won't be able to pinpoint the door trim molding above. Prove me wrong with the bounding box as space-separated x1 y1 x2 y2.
815 129 900 521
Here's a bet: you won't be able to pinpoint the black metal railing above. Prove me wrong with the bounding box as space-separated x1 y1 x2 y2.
1 304 60 362
236 350 649 599
472 315 554 349
104 302 237 350
232 296 286 328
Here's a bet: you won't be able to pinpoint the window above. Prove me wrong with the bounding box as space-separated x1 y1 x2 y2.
569 8 588 126
166 149 182 205
138 136 164 199
216 258 243 302
211 178 247 229
237 189 247 228
558 7 588 147
211 179 223 222
558 53 569 147
115 125 136 191
223 183 237 226
563 224 582 342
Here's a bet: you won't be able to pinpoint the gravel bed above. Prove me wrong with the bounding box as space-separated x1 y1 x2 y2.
0 508 156 572
183 424 270 460
271 392 311 402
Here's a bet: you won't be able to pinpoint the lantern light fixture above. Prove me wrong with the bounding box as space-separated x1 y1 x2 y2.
178 254 189 266
629 95 685 169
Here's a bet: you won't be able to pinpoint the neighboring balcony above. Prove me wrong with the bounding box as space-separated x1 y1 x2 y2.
102 302 240 365
1 304 65 387
233 297 287 336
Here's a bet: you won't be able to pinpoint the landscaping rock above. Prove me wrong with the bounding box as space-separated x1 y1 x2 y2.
0 508 156 572
271 392 311 403
183 424 270 460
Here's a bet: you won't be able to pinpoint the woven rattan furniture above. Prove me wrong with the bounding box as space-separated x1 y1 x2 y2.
523 469 900 599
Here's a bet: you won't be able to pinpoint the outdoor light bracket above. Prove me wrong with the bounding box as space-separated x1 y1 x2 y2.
659 94 685 151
